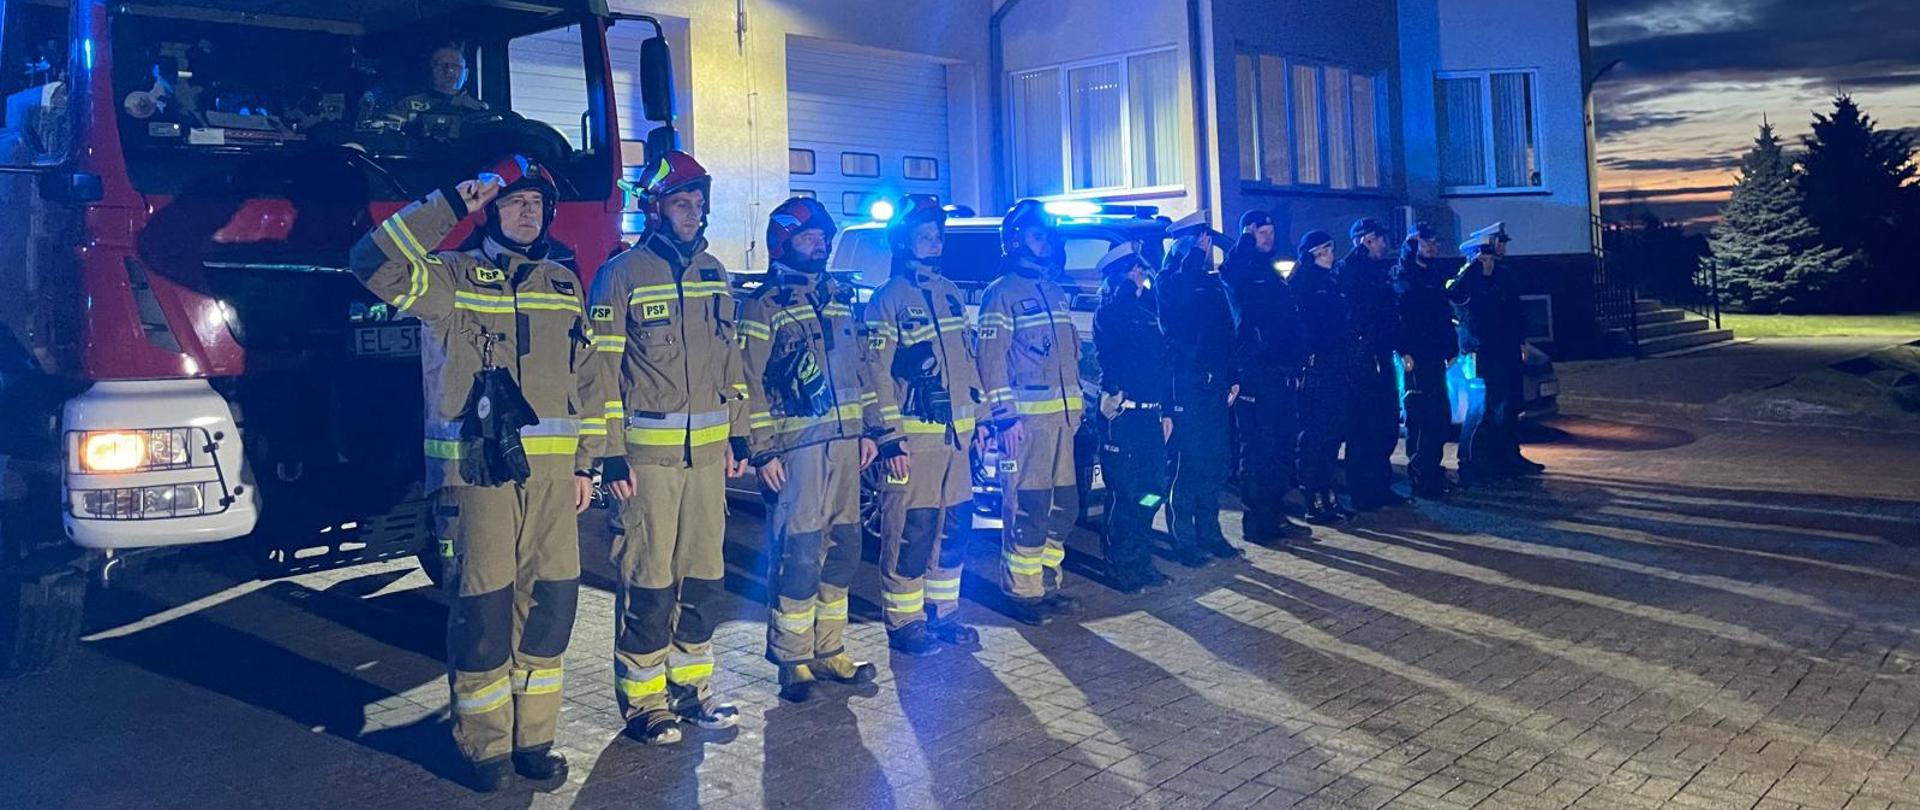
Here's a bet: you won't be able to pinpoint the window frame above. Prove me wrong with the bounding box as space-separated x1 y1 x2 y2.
790 148 817 175
840 151 881 178
902 155 940 181
1235 51 1387 195
1006 45 1187 200
1435 68 1548 196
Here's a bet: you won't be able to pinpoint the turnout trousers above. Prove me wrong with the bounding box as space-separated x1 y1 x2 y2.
877 438 972 630
611 459 727 721
1000 417 1078 600
1234 381 1298 537
1168 385 1233 555
764 440 863 665
1345 359 1403 500
1099 408 1166 580
1402 357 1453 483
436 480 581 765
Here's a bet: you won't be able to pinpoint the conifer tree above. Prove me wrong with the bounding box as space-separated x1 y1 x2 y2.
1704 124 1857 313
1799 95 1919 310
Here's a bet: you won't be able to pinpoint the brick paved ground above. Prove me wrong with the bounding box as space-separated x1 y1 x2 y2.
2 405 1917 809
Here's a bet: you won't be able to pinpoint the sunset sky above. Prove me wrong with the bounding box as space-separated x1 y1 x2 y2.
1589 0 1920 226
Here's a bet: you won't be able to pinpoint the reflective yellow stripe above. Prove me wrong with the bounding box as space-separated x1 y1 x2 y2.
903 414 976 434
626 423 729 447
749 412 776 430
1013 313 1058 329
453 676 512 715
773 607 816 634
1014 397 1083 416
882 589 925 614
578 416 609 437
1003 551 1044 576
816 597 849 621
977 313 1015 330
668 662 714 683
738 321 772 340
926 577 962 602
773 404 865 432
521 435 580 456
381 218 430 311
1040 546 1065 569
594 334 627 352
514 667 564 696
616 666 667 698
425 438 461 460
519 300 582 313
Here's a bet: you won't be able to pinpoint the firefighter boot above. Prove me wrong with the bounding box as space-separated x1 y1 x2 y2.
512 747 569 792
1005 597 1051 627
929 615 980 647
669 682 740 730
628 709 683 746
778 664 817 703
464 757 511 794
888 621 942 656
816 653 878 685
1041 591 1082 616
1305 490 1349 525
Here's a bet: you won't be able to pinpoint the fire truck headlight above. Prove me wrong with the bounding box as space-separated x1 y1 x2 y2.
81 431 147 472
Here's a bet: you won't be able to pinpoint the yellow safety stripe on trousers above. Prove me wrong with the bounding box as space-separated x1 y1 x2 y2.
513 667 564 696
977 312 1015 331
882 589 925 614
666 649 715 683
1040 546 1065 569
926 577 962 602
860 391 881 405
816 597 849 622
452 676 512 715
1003 551 1044 576
593 334 628 352
772 606 816 634
616 665 667 698
381 217 430 311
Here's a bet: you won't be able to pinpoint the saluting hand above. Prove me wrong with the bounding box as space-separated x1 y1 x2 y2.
456 173 505 212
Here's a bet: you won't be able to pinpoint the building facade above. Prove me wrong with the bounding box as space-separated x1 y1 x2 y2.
543 0 1604 351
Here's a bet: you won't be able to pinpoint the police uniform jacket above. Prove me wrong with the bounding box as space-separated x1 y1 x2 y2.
1092 283 1171 407
1392 251 1460 363
1447 259 1526 360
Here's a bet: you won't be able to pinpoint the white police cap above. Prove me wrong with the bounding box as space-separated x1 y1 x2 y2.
1166 209 1221 239
1458 221 1510 254
1096 242 1144 277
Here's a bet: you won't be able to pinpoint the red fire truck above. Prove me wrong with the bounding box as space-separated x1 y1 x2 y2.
0 0 674 674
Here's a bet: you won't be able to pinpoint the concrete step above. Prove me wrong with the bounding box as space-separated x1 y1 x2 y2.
1634 298 1666 313
1637 308 1687 325
1637 317 1709 339
1640 328 1735 356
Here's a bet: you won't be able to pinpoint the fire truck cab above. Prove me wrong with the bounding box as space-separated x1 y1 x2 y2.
0 0 674 674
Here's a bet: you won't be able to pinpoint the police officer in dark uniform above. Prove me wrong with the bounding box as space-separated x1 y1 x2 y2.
1157 212 1241 564
1448 223 1545 485
1222 210 1311 544
1334 218 1410 511
1290 230 1357 524
1092 244 1174 593
1393 222 1459 499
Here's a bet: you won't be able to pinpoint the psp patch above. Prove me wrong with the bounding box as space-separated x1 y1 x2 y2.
978 327 999 339
589 305 616 321
997 459 1018 473
471 265 505 284
641 301 671 321
868 336 886 349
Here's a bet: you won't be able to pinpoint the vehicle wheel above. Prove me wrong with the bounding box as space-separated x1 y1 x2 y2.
416 547 448 590
859 464 884 544
0 563 87 678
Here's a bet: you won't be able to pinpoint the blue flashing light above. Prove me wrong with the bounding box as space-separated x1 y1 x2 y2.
1042 200 1101 217
869 199 896 222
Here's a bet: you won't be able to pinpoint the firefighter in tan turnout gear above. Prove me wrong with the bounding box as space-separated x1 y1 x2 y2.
349 155 599 793
584 151 750 746
739 197 905 701
977 199 1085 627
864 195 985 655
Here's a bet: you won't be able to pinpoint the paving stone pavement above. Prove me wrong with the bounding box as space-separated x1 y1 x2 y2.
2 412 1917 809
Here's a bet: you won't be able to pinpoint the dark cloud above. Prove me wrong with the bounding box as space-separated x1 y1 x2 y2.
1597 155 1740 173
1590 0 1920 98
1832 72 1920 90
1594 111 1692 141
1600 184 1735 202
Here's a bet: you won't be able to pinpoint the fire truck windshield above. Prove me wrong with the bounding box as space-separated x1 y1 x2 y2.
109 4 612 202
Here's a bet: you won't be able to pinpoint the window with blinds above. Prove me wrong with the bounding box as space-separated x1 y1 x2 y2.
1009 47 1184 196
1435 69 1544 193
1233 52 1383 191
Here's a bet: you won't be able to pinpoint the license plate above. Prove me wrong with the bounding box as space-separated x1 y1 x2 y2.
351 324 419 357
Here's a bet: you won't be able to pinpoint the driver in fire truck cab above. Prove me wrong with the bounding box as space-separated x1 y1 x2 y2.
357 40 490 138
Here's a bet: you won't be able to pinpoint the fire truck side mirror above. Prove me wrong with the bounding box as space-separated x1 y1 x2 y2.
39 170 102 203
640 36 674 123
645 125 678 164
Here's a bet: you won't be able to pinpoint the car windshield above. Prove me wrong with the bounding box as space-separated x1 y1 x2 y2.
108 3 608 201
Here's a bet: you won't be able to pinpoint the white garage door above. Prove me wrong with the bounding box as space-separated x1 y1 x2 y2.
786 40 951 224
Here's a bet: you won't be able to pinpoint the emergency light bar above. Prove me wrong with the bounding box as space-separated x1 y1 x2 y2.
1040 201 1160 220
